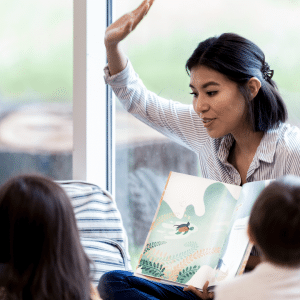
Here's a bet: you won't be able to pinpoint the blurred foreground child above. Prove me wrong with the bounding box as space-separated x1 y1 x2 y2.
214 175 300 299
0 174 101 300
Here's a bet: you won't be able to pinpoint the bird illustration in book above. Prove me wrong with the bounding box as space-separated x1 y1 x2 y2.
174 222 194 235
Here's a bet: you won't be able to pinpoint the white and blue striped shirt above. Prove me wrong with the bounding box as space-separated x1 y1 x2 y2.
58 181 131 284
104 59 300 255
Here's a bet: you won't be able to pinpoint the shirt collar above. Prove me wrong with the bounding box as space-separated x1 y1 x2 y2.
256 123 283 163
218 134 235 164
217 123 283 164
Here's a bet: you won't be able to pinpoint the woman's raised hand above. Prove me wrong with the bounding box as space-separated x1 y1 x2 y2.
105 0 155 47
104 0 155 76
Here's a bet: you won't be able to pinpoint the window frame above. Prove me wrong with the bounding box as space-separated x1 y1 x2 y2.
73 0 114 194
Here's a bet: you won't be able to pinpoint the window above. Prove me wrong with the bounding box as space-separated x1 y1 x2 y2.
0 0 73 183
0 0 110 190
113 0 300 269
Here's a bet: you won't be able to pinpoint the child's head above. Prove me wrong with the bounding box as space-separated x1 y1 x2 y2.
248 175 300 267
0 174 91 299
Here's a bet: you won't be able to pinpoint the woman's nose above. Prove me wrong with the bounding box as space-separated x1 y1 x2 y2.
193 97 209 115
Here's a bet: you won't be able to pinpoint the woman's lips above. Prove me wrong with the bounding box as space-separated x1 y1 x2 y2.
202 118 216 128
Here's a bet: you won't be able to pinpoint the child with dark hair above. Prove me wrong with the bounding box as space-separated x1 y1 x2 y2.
0 174 101 300
214 175 300 299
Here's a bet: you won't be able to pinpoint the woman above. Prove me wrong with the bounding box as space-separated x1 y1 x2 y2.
101 0 300 299
0 174 101 300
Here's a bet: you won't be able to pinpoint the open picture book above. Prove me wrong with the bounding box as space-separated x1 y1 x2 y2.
134 172 271 290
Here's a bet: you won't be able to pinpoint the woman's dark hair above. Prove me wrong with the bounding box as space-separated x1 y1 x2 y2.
0 174 91 300
186 33 287 132
249 175 300 266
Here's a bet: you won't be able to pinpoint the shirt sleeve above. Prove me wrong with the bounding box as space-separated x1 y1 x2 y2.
285 129 300 176
104 59 210 152
274 124 300 177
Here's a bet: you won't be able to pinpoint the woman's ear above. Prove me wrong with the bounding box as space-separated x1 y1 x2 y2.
247 77 261 100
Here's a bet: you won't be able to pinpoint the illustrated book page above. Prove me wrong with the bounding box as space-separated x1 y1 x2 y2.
135 172 244 289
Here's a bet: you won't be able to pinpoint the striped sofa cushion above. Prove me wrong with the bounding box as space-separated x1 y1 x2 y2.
58 180 131 284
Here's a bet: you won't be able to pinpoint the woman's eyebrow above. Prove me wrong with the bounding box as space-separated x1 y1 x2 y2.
189 82 220 89
202 81 220 89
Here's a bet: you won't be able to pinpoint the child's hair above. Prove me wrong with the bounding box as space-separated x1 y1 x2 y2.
185 33 287 132
0 174 91 300
249 175 300 266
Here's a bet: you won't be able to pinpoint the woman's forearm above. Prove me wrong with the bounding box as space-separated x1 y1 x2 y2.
105 43 127 76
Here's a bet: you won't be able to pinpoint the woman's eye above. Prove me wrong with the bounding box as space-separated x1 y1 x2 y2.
189 92 198 97
207 91 218 96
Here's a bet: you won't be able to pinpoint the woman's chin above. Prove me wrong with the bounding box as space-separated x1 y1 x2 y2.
206 129 224 139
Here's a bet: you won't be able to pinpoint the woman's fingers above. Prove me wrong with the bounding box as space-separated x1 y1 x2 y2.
183 283 214 299
132 0 155 28
134 0 156 16
184 285 202 297
202 281 214 299
127 0 156 33
131 0 153 31
203 280 209 291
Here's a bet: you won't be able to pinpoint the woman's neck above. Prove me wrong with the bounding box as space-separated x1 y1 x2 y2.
233 130 264 158
228 129 264 185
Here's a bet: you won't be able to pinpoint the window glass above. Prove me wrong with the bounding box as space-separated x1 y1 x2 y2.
114 0 300 269
0 0 73 182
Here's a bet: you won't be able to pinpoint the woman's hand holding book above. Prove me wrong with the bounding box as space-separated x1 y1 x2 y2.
184 281 215 299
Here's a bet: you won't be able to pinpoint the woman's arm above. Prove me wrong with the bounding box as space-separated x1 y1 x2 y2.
103 0 209 152
104 0 155 76
104 44 127 77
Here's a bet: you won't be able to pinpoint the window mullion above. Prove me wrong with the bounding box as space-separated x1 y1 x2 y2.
73 0 110 190
106 0 114 195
